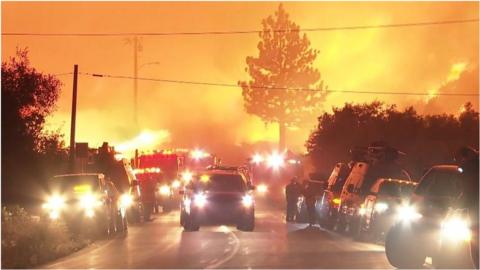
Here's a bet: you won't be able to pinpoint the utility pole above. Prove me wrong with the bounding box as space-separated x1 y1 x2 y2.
133 36 139 128
69 64 79 172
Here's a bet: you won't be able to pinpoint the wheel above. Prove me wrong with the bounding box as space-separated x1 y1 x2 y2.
385 223 426 268
296 204 309 223
183 214 199 231
347 216 361 237
238 211 255 231
334 213 347 233
354 215 374 242
180 209 187 226
116 210 128 233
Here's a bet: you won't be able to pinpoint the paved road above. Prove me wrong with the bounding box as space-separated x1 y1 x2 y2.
43 200 392 269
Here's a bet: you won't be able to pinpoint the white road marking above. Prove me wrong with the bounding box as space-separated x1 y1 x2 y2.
205 227 240 269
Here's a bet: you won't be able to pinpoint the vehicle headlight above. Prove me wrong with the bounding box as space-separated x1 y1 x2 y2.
120 193 133 208
441 217 471 243
79 193 101 212
396 204 422 223
171 180 181 189
181 171 193 183
242 194 254 208
193 193 207 208
374 202 389 213
42 195 65 219
257 184 268 194
160 185 171 196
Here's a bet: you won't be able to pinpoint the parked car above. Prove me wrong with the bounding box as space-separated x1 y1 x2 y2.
385 165 474 268
318 163 351 229
335 160 411 235
42 173 128 237
356 178 417 241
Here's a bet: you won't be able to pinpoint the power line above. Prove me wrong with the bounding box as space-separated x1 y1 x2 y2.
78 72 479 97
52 72 73 76
3 18 478 37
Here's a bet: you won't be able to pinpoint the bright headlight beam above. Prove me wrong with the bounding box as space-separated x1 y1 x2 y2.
396 204 422 223
80 193 101 210
120 194 133 208
374 202 389 213
252 153 264 164
171 180 181 189
257 184 268 193
181 171 193 183
160 185 171 196
242 194 254 208
441 217 472 242
194 193 207 208
266 151 285 169
43 195 66 210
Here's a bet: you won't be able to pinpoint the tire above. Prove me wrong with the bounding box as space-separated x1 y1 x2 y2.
116 210 128 233
183 214 199 231
385 223 426 268
180 210 187 226
347 216 361 237
238 211 255 232
334 213 347 233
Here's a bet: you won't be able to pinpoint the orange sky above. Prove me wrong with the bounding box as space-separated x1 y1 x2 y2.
2 2 479 163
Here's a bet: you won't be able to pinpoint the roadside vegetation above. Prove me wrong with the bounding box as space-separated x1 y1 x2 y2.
306 101 479 178
1 206 89 268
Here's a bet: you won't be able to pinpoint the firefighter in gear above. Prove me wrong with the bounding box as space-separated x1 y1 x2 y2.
140 176 156 221
454 146 479 269
285 177 301 222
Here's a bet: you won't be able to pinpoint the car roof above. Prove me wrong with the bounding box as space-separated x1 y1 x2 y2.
430 165 460 172
377 178 418 186
202 170 242 176
53 173 104 178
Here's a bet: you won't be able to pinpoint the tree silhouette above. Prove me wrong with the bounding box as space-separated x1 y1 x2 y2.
306 102 479 178
239 4 327 150
2 48 64 203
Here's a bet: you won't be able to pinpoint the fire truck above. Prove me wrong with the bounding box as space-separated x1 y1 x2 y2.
247 150 304 196
134 149 219 213
134 150 181 213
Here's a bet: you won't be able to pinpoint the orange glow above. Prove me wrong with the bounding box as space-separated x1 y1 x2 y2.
2 2 478 163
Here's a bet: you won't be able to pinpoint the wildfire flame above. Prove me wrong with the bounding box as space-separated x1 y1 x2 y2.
115 129 170 156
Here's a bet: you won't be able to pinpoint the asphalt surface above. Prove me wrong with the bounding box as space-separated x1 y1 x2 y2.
42 197 393 269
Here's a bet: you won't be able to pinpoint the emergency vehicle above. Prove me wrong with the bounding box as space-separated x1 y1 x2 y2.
134 150 181 212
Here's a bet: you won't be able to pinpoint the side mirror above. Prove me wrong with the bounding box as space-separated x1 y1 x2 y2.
346 184 355 193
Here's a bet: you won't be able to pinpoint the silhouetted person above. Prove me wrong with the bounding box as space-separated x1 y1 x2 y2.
140 176 156 222
303 180 317 227
285 177 301 222
454 146 479 268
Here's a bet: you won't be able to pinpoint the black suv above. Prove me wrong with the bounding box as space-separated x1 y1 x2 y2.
385 165 473 268
180 171 255 231
43 173 128 237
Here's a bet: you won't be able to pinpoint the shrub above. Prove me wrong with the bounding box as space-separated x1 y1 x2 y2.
1 206 87 268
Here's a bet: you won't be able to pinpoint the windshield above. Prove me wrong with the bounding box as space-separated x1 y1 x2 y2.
196 174 246 192
378 181 416 197
48 175 100 193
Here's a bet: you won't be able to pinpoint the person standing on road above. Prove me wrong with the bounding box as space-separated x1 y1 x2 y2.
285 177 301 222
303 180 317 227
454 146 479 269
140 176 156 222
